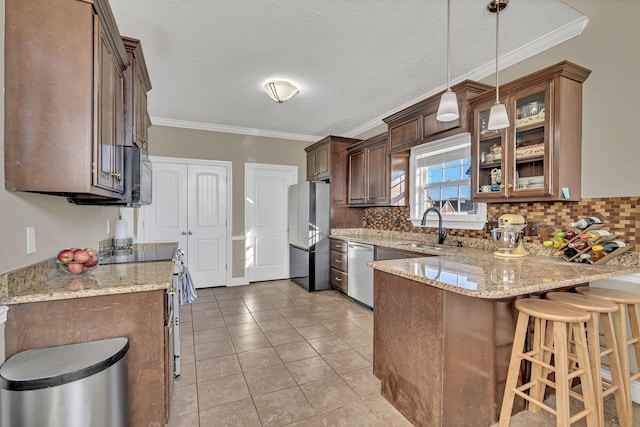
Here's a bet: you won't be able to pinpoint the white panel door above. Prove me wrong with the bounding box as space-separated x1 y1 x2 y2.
143 163 188 250
144 158 229 289
187 165 228 288
246 163 297 282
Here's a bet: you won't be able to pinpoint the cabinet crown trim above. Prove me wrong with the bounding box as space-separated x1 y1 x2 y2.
305 135 361 153
382 80 493 125
122 36 152 90
470 60 591 104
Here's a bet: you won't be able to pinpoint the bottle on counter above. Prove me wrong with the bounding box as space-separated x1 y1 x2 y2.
543 237 565 249
562 247 580 259
584 249 606 262
579 230 611 242
568 239 590 250
573 253 592 263
591 240 626 254
568 216 603 230
563 229 579 240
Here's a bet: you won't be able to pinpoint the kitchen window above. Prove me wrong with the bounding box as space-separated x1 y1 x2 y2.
410 133 486 230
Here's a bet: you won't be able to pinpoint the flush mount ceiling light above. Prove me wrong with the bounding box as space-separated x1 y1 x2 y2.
487 0 510 130
263 80 299 103
436 0 459 122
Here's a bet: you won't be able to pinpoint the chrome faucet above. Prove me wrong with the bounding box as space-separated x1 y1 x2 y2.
421 207 447 245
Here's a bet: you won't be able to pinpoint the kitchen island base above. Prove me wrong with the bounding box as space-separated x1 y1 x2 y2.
373 270 525 426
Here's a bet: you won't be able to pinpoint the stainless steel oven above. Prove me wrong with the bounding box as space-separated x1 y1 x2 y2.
99 243 182 377
170 250 185 377
129 146 152 207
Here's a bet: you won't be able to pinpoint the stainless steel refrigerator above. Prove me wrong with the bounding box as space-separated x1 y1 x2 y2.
288 181 330 291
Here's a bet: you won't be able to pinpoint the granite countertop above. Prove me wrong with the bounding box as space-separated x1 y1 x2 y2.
330 232 640 299
0 244 176 305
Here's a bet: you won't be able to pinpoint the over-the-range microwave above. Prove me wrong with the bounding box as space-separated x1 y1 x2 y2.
68 146 152 207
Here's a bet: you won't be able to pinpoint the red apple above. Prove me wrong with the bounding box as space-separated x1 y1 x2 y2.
73 249 91 263
57 249 74 262
66 262 85 274
84 258 98 268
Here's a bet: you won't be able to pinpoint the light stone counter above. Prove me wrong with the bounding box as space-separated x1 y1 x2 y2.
0 253 174 305
330 231 640 299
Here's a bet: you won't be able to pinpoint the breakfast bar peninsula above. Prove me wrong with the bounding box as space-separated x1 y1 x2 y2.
368 246 639 427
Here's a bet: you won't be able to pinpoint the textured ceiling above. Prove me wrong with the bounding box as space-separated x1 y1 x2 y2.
109 0 587 141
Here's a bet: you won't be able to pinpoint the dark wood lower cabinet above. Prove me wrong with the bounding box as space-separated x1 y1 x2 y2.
373 270 523 426
5 291 168 427
330 238 348 294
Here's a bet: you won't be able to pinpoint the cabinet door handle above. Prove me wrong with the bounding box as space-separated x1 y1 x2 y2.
335 259 342 263
110 172 122 180
181 231 187 235
334 277 342 282
188 231 193 235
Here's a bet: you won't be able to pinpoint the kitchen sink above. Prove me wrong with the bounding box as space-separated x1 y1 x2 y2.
400 243 445 251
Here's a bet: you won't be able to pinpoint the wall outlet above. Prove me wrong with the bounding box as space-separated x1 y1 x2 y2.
26 226 36 254
525 222 540 237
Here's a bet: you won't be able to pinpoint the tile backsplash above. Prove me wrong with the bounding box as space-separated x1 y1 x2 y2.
362 197 640 251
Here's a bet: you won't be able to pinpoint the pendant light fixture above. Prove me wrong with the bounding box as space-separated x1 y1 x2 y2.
436 0 459 122
263 80 299 103
487 0 509 130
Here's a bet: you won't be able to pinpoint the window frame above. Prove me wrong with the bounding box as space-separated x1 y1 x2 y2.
409 133 487 230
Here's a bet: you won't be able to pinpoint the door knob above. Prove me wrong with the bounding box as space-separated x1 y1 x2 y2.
188 231 193 235
181 231 187 235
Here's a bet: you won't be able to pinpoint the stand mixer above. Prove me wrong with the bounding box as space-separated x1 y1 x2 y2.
492 214 529 258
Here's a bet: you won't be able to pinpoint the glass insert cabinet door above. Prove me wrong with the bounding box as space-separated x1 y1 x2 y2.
472 83 551 200
511 85 551 197
474 106 506 198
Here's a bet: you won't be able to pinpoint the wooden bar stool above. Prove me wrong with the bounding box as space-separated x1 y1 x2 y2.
575 286 640 424
500 298 599 427
546 292 630 427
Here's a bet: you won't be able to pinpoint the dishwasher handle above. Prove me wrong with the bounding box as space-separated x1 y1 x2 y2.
348 242 374 251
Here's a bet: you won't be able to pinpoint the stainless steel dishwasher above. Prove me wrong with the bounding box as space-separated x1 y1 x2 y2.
347 242 374 308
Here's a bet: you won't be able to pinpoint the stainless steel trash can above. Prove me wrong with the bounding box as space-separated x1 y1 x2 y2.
0 337 128 427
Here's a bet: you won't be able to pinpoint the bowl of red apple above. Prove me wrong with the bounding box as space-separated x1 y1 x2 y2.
56 247 99 275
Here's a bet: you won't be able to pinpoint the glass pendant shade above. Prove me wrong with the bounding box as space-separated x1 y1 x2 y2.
436 90 459 122
264 81 299 103
488 102 509 130
436 0 459 123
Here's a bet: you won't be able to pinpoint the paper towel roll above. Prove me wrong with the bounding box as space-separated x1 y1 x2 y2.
114 218 128 240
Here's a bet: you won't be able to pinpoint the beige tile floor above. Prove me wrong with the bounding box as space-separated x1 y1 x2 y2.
166 279 413 427
167 279 640 427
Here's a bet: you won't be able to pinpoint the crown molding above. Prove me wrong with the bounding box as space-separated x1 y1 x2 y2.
150 117 321 142
343 15 589 138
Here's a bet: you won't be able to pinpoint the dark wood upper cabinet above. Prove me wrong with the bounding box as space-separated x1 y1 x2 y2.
347 133 409 207
4 0 129 199
383 80 493 153
305 136 361 205
469 61 591 202
305 138 333 181
123 37 153 153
